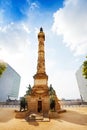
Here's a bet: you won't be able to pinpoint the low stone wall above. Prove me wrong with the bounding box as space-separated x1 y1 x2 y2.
15 110 29 118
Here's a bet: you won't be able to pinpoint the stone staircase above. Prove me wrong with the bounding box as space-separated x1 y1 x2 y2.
26 113 49 122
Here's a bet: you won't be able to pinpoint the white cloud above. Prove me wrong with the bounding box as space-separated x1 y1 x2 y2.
0 22 31 53
0 21 37 97
48 68 80 99
30 2 39 10
0 0 81 99
22 23 30 34
52 0 87 56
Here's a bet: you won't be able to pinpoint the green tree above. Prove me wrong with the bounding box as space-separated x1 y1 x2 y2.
25 84 32 95
0 62 7 76
82 57 87 79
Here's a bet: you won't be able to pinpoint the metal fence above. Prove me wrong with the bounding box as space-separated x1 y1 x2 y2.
0 104 20 108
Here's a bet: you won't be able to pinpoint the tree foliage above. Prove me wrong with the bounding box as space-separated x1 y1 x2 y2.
0 62 7 76
82 57 87 79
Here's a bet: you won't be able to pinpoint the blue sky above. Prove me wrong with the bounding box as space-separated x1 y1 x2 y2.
0 0 87 99
0 0 63 22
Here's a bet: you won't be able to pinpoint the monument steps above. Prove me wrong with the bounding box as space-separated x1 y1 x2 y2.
26 112 50 122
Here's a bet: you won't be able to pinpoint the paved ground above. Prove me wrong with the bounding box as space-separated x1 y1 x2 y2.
0 106 87 130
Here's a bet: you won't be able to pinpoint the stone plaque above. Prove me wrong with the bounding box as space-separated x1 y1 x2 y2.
35 79 47 85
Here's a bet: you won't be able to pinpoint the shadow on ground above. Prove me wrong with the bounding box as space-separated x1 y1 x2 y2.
0 108 87 127
56 110 87 126
27 120 39 126
0 108 15 122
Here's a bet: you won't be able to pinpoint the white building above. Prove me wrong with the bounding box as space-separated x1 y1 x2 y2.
76 66 87 102
0 64 21 102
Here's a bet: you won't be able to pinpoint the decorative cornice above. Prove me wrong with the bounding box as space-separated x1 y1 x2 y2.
33 73 48 79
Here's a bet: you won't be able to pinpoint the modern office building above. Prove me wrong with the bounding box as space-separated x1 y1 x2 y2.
76 66 87 102
0 63 21 102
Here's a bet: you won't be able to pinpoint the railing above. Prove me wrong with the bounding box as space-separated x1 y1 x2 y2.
0 101 20 108
61 104 87 108
0 104 20 108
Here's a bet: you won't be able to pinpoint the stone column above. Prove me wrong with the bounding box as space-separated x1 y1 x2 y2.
37 27 46 74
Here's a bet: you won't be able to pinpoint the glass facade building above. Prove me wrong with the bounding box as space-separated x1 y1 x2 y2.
0 64 21 102
76 66 87 102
